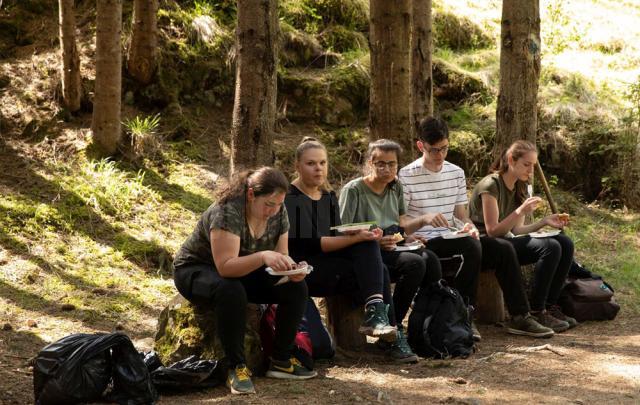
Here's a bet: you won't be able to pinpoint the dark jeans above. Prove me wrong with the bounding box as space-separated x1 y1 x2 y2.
426 236 482 306
506 233 574 311
381 248 442 324
173 263 308 368
480 236 531 316
303 240 397 325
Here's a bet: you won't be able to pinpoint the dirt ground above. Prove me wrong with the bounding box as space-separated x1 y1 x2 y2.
1 307 638 404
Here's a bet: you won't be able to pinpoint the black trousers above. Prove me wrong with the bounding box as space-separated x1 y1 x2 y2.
303 240 397 325
506 233 574 311
174 263 308 368
480 236 531 316
381 248 442 324
425 236 482 306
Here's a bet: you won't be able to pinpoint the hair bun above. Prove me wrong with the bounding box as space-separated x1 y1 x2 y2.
301 136 317 143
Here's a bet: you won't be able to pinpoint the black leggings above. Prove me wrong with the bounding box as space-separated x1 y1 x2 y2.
480 236 531 316
303 240 397 325
173 263 308 368
381 249 442 324
506 233 574 311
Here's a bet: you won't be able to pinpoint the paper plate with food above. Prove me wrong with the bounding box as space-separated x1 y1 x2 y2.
265 263 314 276
394 240 424 251
441 230 470 239
330 221 376 232
529 230 562 238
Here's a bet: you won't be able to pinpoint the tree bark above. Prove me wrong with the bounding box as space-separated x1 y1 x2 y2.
92 0 122 156
495 0 541 156
411 0 433 132
58 0 81 112
127 0 158 85
230 0 278 174
369 0 413 159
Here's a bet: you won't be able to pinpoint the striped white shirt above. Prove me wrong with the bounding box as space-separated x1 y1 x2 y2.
398 159 468 239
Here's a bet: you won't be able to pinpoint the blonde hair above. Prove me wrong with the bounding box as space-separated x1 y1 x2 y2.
294 137 332 191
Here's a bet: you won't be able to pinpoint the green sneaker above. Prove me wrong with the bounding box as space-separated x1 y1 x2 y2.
532 310 570 333
507 313 554 338
266 357 317 380
359 302 397 340
547 305 578 329
226 364 255 395
377 328 418 364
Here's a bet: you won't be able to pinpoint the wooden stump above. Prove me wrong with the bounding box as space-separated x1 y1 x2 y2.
324 295 366 351
475 270 506 324
154 295 263 372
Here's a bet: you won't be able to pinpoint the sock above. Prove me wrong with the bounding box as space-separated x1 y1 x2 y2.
365 294 383 309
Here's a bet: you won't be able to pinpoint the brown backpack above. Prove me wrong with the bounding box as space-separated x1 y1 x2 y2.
558 277 620 322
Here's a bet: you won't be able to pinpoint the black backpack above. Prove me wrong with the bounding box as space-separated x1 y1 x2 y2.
407 280 475 359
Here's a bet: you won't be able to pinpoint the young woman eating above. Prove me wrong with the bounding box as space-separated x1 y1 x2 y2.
469 140 578 333
173 167 316 395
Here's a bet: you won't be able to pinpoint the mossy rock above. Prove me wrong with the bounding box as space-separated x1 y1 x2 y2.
433 58 492 104
154 295 264 372
318 24 369 53
433 11 494 51
278 59 369 125
281 23 340 68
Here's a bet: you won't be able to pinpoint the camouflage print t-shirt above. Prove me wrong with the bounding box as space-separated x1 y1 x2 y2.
173 197 290 270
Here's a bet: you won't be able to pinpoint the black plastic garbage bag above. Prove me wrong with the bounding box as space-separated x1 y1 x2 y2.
144 352 224 392
33 332 157 405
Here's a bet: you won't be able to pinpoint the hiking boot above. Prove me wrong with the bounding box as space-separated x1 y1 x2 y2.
377 328 419 364
359 302 397 341
507 313 554 338
226 364 255 395
471 321 482 342
266 357 317 380
532 310 570 333
547 305 578 328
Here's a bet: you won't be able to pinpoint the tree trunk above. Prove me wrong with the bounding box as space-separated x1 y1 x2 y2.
127 0 158 85
230 0 278 174
58 0 81 112
411 0 433 134
369 0 413 159
92 0 122 156
494 0 541 155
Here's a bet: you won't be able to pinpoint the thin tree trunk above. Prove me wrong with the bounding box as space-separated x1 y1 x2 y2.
91 0 122 156
369 0 413 158
128 0 158 84
411 0 433 133
495 0 541 155
230 0 278 173
58 0 81 112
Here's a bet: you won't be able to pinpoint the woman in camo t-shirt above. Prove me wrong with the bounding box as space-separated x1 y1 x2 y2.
173 167 316 395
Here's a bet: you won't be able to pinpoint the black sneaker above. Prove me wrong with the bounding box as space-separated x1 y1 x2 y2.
507 313 554 338
359 302 397 340
532 310 570 333
266 357 317 380
377 328 418 364
226 364 255 395
547 305 578 328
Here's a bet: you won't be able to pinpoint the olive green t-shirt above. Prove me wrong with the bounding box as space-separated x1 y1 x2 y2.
469 173 517 234
173 197 290 269
339 177 406 230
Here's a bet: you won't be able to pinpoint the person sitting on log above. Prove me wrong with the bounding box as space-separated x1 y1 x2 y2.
284 137 398 347
399 117 554 339
469 139 578 334
339 138 443 363
173 167 316 396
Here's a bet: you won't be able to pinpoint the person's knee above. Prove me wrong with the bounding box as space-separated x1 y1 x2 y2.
278 280 308 305
214 278 248 307
557 234 574 256
465 238 482 261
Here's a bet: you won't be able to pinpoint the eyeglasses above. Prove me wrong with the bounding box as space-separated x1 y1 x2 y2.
425 145 449 155
372 160 398 170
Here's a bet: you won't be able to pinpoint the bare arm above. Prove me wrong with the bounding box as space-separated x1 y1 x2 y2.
482 194 548 236
399 214 426 235
211 230 293 277
320 229 383 252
